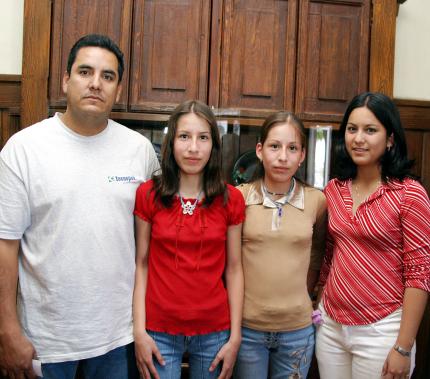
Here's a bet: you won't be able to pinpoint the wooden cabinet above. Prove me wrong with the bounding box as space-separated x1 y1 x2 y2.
47 0 372 122
49 0 133 110
295 0 370 122
129 0 211 112
212 0 297 117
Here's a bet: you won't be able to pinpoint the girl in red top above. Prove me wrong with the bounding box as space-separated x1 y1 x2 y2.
316 92 430 379
133 100 245 379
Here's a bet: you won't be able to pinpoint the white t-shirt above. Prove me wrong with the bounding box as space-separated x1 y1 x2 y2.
0 114 159 363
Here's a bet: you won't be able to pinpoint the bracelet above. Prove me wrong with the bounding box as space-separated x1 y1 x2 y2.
393 345 411 357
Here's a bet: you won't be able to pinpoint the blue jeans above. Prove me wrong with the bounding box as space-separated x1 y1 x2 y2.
41 343 139 379
234 325 315 379
148 329 230 379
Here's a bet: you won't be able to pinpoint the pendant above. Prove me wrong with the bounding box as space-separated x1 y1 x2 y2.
179 191 201 216
182 200 196 215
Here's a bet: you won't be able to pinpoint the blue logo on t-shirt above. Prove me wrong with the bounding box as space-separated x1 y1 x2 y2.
108 175 141 183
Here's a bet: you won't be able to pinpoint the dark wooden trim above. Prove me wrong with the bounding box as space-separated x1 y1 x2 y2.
0 110 20 149
0 74 21 82
395 99 430 131
0 110 8 147
0 75 21 147
422 134 430 196
369 0 397 95
207 0 223 108
20 0 51 128
310 0 365 4
0 75 21 108
395 99 430 107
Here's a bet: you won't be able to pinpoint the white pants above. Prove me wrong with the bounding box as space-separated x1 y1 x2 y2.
316 305 415 379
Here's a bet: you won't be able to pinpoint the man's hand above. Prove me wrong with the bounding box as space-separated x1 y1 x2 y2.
0 329 37 379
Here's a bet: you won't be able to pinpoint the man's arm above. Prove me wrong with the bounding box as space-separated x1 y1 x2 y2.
0 238 36 379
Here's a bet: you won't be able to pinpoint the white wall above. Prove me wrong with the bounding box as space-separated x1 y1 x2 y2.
394 0 430 101
0 0 24 75
0 0 429 101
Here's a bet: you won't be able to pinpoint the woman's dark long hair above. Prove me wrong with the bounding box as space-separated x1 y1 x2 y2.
253 111 306 182
153 100 226 207
334 92 414 181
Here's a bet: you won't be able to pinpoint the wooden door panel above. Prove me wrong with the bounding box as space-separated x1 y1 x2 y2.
215 0 297 117
49 0 133 110
422 133 430 194
130 0 211 112
296 0 370 121
405 130 423 179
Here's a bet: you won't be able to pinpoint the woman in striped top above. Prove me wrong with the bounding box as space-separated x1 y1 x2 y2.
316 92 430 379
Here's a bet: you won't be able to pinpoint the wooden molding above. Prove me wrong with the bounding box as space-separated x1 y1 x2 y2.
0 75 21 108
395 99 430 131
20 0 51 128
207 0 223 108
0 75 21 82
369 0 397 95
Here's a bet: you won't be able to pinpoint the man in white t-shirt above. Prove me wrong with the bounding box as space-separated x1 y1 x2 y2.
0 34 159 379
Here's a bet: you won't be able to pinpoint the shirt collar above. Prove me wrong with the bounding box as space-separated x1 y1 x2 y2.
335 177 401 202
243 179 305 210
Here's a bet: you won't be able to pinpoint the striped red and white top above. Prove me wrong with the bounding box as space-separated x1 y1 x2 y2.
320 178 430 325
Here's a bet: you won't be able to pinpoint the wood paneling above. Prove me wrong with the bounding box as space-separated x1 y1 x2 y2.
0 75 21 108
295 0 370 121
422 134 430 195
405 130 423 178
49 0 133 110
20 0 51 128
216 0 297 117
129 0 211 112
0 110 20 148
369 0 397 96
396 99 430 131
22 0 400 124
0 75 21 147
396 99 430 195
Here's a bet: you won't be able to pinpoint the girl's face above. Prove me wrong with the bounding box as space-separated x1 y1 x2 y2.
256 123 305 187
345 106 393 169
173 112 213 177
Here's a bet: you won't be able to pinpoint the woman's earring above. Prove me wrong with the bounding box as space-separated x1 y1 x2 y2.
387 145 392 152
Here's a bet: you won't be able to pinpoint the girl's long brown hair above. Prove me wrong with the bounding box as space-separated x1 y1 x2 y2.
153 100 226 207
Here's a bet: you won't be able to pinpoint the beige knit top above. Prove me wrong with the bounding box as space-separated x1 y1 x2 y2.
238 179 327 331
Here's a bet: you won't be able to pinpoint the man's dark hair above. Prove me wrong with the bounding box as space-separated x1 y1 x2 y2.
66 34 124 82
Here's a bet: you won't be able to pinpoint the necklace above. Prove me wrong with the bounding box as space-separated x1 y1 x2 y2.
353 179 381 201
179 191 202 216
263 179 295 219
263 179 295 198
265 189 289 196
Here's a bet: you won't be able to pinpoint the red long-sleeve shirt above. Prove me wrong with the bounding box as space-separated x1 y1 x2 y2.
320 178 430 325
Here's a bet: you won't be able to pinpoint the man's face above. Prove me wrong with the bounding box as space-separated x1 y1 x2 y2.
62 46 122 119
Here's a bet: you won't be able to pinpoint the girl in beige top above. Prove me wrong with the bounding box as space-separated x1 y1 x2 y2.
234 111 327 379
